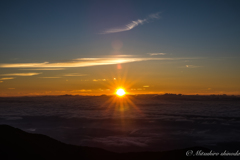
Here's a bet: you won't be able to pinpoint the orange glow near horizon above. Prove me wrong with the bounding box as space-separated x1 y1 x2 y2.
1 60 240 97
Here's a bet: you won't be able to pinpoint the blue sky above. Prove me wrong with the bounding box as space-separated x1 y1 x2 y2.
0 0 240 96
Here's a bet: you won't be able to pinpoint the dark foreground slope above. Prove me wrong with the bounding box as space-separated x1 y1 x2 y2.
0 125 225 160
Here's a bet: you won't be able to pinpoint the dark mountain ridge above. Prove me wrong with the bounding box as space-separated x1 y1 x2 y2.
0 125 225 160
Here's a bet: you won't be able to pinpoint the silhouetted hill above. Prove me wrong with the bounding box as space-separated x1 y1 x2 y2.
0 125 225 160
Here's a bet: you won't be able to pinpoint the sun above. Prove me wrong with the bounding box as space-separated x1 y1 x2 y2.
116 88 126 96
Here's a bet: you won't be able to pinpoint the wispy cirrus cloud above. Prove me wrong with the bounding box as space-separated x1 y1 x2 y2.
185 65 202 68
64 73 87 76
0 57 198 69
147 53 166 56
0 73 41 76
101 12 161 34
39 77 61 78
0 77 15 80
19 68 65 70
178 65 202 69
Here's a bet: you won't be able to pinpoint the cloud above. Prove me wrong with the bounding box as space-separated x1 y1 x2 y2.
0 57 198 69
101 12 160 34
147 53 166 56
92 79 107 82
19 68 65 70
0 73 41 76
0 81 2 83
0 77 15 80
39 77 61 78
0 62 48 68
71 89 92 92
84 136 149 147
185 65 202 68
64 73 87 76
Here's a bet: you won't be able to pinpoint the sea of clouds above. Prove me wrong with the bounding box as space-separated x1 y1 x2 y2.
0 96 239 153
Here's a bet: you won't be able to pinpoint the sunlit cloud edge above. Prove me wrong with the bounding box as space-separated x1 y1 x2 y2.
39 77 61 78
19 68 65 70
0 77 15 80
64 73 87 76
147 53 166 56
0 57 200 69
0 73 42 76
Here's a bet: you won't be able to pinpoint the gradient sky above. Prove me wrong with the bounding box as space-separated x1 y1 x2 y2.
0 0 240 96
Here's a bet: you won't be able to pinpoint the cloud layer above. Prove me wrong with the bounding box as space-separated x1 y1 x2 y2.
39 77 61 78
19 68 65 70
0 73 41 76
0 77 15 80
0 57 194 69
185 65 202 68
147 53 166 56
64 73 87 76
101 12 160 34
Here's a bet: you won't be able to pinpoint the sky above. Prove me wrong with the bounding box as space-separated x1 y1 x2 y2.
0 0 240 96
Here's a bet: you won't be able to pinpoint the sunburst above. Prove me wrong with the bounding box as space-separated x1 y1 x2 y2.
116 88 125 97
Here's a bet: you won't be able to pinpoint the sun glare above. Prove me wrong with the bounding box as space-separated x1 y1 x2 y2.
116 88 125 96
